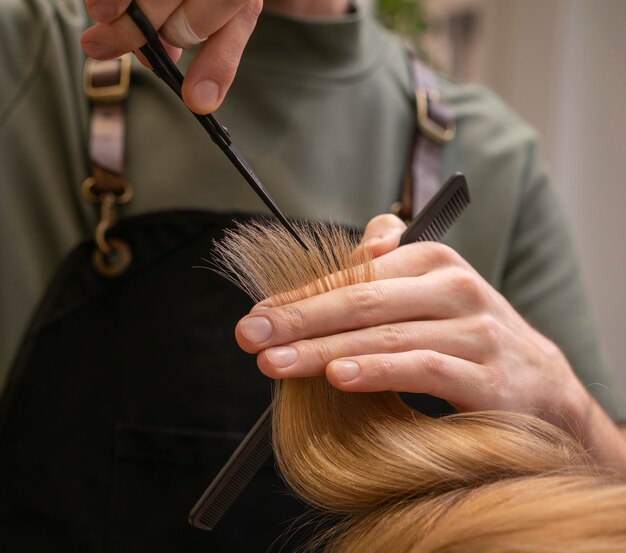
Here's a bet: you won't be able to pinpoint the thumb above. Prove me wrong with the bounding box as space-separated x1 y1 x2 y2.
360 214 406 258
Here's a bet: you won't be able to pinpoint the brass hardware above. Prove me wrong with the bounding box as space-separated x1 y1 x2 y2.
83 54 132 103
416 89 456 145
390 201 404 217
389 201 412 225
82 184 133 277
92 238 132 278
94 193 117 255
81 176 134 204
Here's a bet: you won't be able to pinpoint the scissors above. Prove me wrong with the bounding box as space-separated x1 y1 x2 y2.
125 1 305 248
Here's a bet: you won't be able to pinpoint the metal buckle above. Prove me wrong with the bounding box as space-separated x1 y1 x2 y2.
416 88 456 145
83 54 132 103
81 176 134 205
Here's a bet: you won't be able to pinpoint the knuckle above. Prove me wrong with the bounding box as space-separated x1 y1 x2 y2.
301 339 333 367
315 340 334 364
278 305 308 336
473 314 501 352
345 283 385 319
420 350 446 383
421 242 461 268
447 268 488 309
376 325 409 351
401 242 461 276
371 355 395 383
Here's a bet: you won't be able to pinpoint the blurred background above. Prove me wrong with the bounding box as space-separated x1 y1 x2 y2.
374 0 626 403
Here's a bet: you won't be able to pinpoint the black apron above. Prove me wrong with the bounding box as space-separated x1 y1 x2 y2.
0 210 452 552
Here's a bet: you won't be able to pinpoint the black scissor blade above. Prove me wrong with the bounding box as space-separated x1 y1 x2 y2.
125 1 304 246
222 144 304 245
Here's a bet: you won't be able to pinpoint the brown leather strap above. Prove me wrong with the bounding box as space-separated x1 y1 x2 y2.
90 103 126 193
396 58 456 220
83 55 132 196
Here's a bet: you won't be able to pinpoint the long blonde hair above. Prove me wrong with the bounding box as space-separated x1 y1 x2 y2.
213 219 626 552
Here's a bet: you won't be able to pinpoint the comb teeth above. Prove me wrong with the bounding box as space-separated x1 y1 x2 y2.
400 173 470 246
416 189 469 242
189 406 273 531
197 436 272 529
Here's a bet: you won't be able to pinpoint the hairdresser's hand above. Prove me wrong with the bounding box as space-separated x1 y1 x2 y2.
82 0 262 113
236 214 590 426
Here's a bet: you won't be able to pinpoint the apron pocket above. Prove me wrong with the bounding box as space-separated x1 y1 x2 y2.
105 422 248 552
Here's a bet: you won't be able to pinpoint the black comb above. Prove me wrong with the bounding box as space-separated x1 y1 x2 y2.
188 404 272 531
400 172 470 245
188 172 471 531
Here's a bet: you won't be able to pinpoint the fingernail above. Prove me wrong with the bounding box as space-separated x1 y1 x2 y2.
90 3 117 22
239 317 273 344
83 41 118 59
265 346 298 368
330 360 361 383
192 79 219 113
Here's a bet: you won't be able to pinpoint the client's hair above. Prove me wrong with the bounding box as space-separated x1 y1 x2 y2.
214 219 626 552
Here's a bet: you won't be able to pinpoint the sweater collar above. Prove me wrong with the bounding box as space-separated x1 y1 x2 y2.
239 5 389 80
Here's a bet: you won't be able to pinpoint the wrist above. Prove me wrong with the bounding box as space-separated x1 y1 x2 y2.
555 370 594 439
534 340 589 433
555 364 626 478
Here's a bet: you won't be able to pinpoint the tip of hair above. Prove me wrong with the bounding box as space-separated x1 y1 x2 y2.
211 218 373 304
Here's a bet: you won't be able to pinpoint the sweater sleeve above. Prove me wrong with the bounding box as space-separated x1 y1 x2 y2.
500 137 626 422
0 1 50 122
0 0 90 391
440 78 625 423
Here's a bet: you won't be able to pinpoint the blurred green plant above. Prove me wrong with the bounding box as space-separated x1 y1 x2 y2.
376 0 428 41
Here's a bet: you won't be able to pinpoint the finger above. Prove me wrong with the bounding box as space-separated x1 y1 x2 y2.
82 0 181 60
325 350 486 409
359 214 406 258
252 240 469 311
181 2 261 113
236 268 488 353
372 240 470 281
85 0 131 24
257 318 492 379
161 0 248 48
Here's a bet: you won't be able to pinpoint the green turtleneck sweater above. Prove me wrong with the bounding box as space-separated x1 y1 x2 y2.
1 0 623 419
